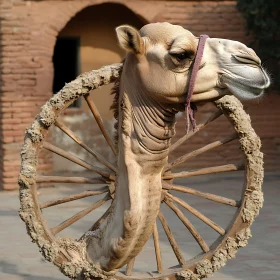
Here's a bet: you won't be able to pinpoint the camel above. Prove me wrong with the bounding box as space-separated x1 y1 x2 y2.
85 22 270 272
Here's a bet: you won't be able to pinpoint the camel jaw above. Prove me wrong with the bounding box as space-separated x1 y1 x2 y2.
191 88 229 103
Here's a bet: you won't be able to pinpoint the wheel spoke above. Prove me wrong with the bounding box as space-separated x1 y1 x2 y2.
164 197 209 253
169 109 223 153
43 142 115 180
51 194 110 235
163 163 244 180
36 175 106 184
158 211 185 266
166 133 238 170
84 94 117 156
40 188 109 209
163 182 239 207
90 205 112 231
125 258 135 276
153 222 163 273
166 193 225 235
55 120 117 172
79 205 112 241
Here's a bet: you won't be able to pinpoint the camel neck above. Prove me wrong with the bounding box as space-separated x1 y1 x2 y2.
118 75 178 167
85 63 178 271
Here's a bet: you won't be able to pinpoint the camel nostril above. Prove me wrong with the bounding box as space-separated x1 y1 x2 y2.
233 53 261 66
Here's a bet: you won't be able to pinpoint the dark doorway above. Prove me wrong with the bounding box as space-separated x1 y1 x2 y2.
53 37 80 107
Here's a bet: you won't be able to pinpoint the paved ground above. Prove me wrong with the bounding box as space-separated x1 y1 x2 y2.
0 171 279 280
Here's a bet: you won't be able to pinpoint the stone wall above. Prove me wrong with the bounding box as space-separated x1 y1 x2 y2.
0 0 278 190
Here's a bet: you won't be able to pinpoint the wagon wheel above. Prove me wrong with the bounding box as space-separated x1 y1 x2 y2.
19 64 263 280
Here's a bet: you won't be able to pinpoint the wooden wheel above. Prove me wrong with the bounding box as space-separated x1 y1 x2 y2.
19 64 264 280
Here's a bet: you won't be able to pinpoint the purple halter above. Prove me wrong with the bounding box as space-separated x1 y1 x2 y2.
185 34 209 133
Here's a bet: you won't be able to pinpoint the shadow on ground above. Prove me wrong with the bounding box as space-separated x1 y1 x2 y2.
0 261 62 280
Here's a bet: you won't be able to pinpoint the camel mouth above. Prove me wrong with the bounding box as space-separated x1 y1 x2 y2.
191 88 229 103
221 66 270 100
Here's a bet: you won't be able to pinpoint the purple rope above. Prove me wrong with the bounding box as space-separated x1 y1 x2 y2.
185 34 209 133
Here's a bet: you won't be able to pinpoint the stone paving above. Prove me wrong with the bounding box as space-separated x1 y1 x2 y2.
0 171 279 280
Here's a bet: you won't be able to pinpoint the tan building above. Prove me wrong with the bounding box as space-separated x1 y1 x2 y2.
0 0 279 190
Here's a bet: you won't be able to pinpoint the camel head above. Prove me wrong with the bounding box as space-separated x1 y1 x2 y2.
116 22 270 105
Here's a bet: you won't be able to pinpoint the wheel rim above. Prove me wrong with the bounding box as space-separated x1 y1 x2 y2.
19 64 264 280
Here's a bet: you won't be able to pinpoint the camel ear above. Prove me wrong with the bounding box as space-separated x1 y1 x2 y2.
116 25 144 54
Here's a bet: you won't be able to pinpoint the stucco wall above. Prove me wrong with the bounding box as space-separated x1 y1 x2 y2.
59 3 144 119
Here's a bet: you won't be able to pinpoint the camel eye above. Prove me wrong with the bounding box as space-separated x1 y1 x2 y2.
170 51 194 62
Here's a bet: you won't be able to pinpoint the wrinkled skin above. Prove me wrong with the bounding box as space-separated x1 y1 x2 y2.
85 22 270 272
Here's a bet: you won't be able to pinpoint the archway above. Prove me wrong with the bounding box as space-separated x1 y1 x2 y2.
53 2 146 116
52 3 147 172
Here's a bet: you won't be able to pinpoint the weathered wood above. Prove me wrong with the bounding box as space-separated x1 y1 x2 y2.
169 110 223 153
79 205 112 241
166 193 225 235
19 62 264 280
158 211 185 266
40 188 109 209
84 94 117 156
55 120 117 172
163 163 244 180
153 222 163 273
43 142 115 180
36 175 106 184
51 195 110 235
125 258 135 276
163 183 239 207
91 205 112 231
164 198 209 253
166 133 238 170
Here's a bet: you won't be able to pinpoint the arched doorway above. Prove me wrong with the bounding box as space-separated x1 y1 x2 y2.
52 3 146 171
53 2 146 116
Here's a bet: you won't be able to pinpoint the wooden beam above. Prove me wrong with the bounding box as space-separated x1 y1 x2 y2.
164 198 209 253
166 193 225 235
166 133 238 170
153 222 164 273
125 258 135 276
40 188 108 209
55 119 117 172
36 175 106 184
169 110 223 153
163 163 244 180
43 142 115 180
158 211 185 266
163 183 239 207
51 195 110 235
84 94 117 156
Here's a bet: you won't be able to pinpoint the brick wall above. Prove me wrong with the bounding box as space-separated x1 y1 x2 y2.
170 94 280 172
0 0 278 190
0 0 85 190
158 1 248 42
160 1 280 172
0 0 158 190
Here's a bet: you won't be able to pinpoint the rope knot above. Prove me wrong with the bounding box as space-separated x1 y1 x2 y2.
185 34 209 133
